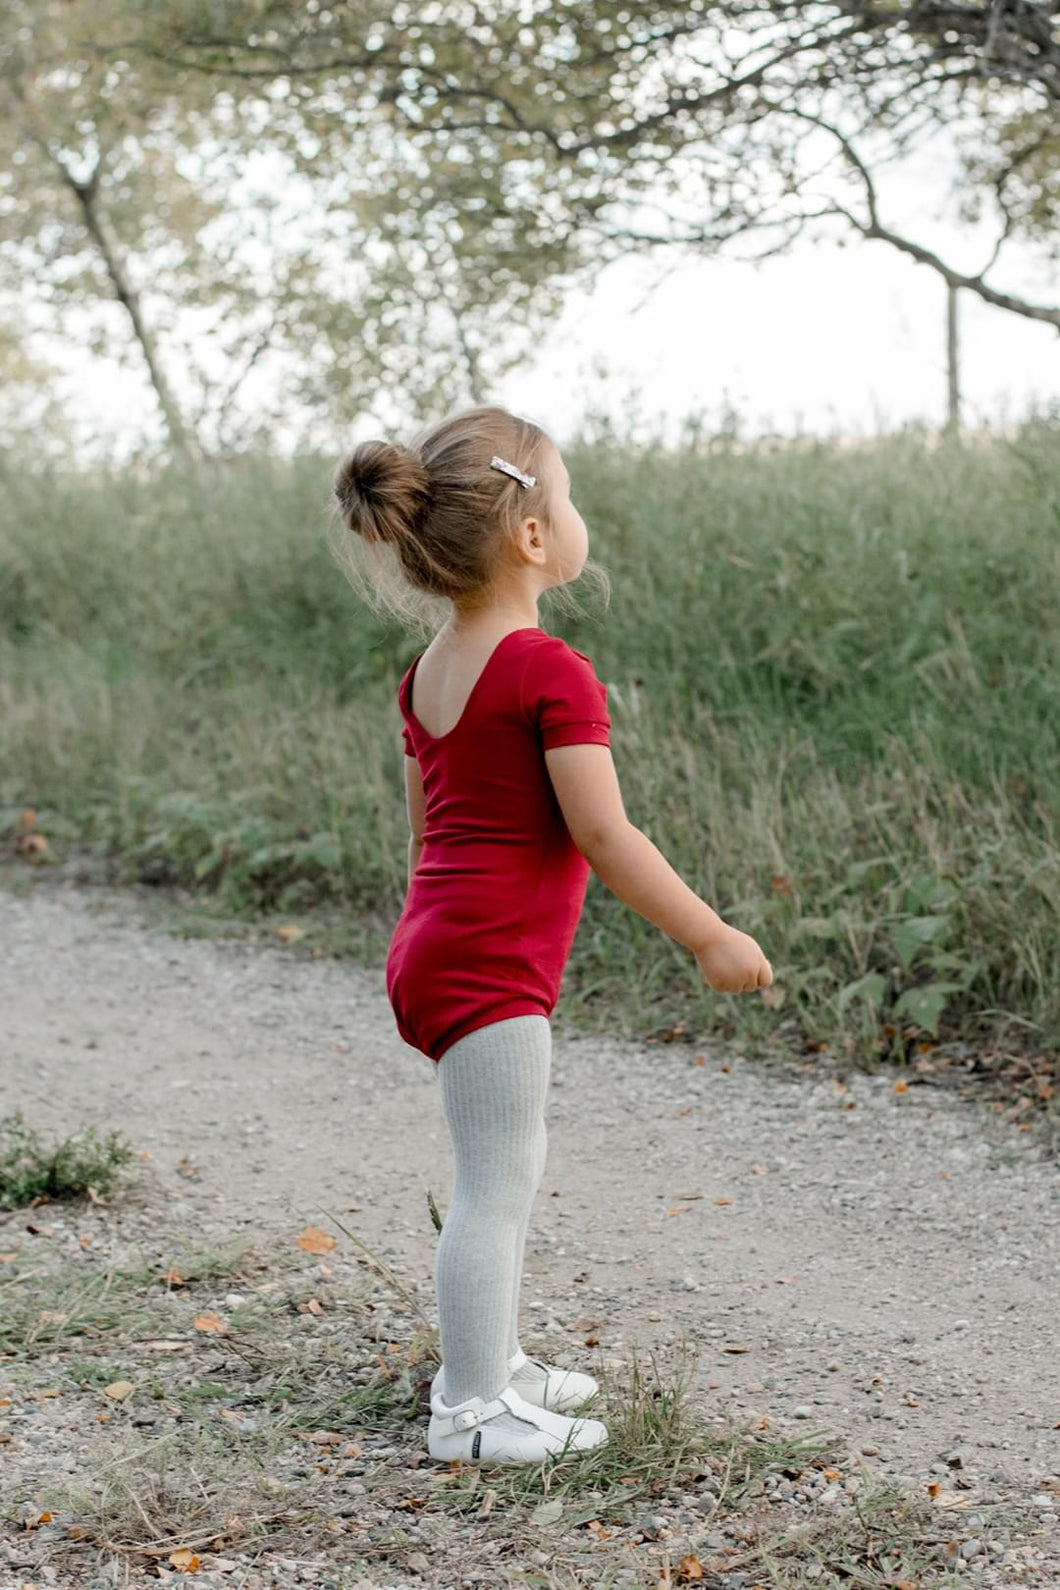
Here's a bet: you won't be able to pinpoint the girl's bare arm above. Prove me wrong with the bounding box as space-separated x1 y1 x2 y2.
544 743 725 951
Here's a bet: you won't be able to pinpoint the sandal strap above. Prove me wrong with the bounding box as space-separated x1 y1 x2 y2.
436 1386 519 1435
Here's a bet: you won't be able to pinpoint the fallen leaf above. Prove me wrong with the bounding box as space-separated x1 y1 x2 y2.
103 1381 135 1402
715 1196 732 1206
894 1080 909 1094
169 1547 201 1571
193 1312 228 1334
752 1164 768 1175
277 924 304 943
297 1225 336 1254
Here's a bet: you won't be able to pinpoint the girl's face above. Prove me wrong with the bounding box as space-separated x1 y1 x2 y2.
542 443 588 587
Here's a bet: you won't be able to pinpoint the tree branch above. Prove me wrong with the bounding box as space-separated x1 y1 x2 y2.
780 103 1060 331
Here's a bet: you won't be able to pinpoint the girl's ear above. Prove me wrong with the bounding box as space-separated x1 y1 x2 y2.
514 514 546 562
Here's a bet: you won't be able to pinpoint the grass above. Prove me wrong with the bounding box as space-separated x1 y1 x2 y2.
2 412 1059 1086
0 1109 138 1210
1 1182 1032 1588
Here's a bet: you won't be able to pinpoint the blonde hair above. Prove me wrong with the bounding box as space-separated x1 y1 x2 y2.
329 404 610 638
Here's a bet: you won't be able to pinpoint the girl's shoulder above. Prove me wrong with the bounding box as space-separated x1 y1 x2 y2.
518 628 595 664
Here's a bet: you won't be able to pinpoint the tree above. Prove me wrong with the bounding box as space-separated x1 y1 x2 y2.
150 1 1058 335
0 0 571 456
9 3 1054 452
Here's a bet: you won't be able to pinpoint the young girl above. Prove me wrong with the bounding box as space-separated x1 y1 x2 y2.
333 405 772 1469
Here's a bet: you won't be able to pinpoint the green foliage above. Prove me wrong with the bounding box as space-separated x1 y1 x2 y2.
154 1 1059 353
5 2 1054 461
0 0 575 455
0 1111 137 1209
1 416 1059 1060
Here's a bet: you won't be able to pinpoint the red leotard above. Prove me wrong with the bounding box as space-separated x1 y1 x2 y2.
385 626 611 1063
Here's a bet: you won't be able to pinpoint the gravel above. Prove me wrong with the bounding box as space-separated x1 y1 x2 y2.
2 875 1059 1589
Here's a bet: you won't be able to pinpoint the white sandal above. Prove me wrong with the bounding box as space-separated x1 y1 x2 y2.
432 1349 600 1414
427 1382 609 1466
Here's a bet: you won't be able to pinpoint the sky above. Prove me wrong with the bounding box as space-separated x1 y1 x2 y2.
38 123 1058 455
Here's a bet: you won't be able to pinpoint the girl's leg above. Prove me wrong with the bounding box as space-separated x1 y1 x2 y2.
505 1108 548 1362
435 1014 551 1432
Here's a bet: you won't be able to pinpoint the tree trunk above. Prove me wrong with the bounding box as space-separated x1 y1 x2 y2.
946 282 961 439
63 165 201 463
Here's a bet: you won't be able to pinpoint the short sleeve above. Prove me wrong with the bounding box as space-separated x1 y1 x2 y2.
523 637 611 750
402 723 416 758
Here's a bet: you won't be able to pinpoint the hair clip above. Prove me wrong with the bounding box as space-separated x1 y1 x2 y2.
489 455 536 490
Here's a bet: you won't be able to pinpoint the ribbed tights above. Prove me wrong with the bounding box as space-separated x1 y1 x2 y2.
435 1014 551 1435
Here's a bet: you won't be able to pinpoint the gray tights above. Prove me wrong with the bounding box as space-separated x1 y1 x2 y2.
435 1014 551 1420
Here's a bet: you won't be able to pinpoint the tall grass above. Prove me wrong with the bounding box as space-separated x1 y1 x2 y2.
2 417 1058 1064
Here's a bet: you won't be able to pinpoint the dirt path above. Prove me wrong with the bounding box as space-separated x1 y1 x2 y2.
3 877 1059 1520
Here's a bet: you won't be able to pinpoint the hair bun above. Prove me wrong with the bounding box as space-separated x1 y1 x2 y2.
334 440 432 545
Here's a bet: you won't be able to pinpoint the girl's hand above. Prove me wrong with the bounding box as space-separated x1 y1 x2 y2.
695 924 773 994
